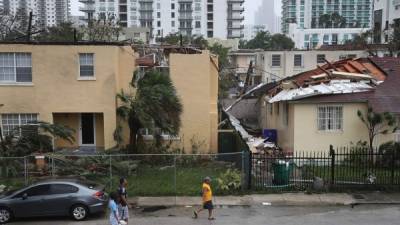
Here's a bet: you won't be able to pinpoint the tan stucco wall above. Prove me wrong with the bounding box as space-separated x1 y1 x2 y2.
263 101 397 153
169 51 218 153
0 44 136 149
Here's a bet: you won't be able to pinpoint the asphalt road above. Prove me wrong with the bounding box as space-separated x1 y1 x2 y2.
9 205 400 225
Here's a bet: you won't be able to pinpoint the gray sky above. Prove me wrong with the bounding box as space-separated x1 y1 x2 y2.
71 0 281 24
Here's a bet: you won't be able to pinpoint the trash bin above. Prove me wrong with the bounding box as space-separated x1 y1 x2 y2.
273 160 293 185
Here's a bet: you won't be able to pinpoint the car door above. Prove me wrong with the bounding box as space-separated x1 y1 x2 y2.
9 184 51 218
45 184 79 216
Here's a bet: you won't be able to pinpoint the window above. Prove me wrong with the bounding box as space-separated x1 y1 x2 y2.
1 114 38 136
157 12 160 18
24 184 51 197
271 55 281 67
294 54 303 67
317 54 325 63
171 21 175 27
79 53 94 78
157 21 161 27
0 53 32 83
50 184 79 194
171 3 175 9
171 12 175 18
317 106 343 131
195 21 201 28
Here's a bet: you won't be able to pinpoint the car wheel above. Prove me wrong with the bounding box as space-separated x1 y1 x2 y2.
0 207 12 223
70 204 88 221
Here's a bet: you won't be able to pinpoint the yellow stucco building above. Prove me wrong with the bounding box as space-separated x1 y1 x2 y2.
0 43 218 153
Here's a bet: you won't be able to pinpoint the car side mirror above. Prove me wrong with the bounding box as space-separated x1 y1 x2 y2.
22 193 28 200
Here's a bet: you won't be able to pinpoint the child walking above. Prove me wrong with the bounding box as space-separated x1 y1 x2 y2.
109 192 120 225
193 176 215 220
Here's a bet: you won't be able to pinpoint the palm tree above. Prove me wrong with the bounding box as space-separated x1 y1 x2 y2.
116 70 183 153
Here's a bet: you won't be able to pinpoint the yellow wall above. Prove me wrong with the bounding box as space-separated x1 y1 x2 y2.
263 101 397 153
0 44 136 149
169 51 218 153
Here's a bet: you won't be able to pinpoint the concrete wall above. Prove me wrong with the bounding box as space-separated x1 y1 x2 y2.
263 101 397 153
255 50 368 82
169 51 218 153
0 44 136 149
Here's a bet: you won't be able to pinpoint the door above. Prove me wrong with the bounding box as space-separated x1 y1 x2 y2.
80 113 96 146
45 184 79 215
10 184 51 217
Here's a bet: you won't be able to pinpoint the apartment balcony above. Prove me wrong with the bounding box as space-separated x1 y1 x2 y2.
228 5 244 12
79 5 95 12
78 0 95 3
228 33 244 39
228 24 244 29
179 8 193 12
139 8 154 12
227 15 244 21
178 15 193 20
228 0 245 3
139 0 154 2
394 0 400 6
139 16 154 21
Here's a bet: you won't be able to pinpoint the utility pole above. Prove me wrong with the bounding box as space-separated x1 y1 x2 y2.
241 61 253 95
26 11 33 41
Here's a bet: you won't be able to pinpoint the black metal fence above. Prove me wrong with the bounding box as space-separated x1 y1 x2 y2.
250 145 400 192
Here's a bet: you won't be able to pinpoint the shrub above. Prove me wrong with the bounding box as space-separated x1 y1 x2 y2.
378 141 400 167
216 168 241 194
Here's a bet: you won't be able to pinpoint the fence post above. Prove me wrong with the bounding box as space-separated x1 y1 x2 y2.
329 145 335 186
24 156 27 185
109 155 112 191
174 154 177 206
391 149 395 185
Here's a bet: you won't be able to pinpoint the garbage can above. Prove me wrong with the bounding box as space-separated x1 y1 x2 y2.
273 160 293 185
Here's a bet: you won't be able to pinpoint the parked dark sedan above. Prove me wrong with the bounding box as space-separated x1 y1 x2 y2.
0 178 108 223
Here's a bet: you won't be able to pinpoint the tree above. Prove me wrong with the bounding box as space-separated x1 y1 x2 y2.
83 14 123 42
242 31 294 50
388 20 400 56
191 35 208 49
116 70 183 152
0 10 30 41
357 108 397 155
0 122 75 157
35 22 83 42
208 43 230 70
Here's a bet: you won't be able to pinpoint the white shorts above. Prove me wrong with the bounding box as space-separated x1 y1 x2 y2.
118 205 129 220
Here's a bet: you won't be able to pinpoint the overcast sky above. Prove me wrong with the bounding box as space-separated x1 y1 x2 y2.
71 0 282 25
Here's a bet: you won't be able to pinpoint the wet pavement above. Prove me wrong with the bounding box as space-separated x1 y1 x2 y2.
10 204 400 225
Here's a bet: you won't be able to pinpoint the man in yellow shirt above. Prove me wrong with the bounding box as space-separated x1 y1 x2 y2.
193 177 215 220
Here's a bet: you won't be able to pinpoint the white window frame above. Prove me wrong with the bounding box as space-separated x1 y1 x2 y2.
271 54 281 68
78 53 95 80
1 113 38 137
317 105 343 132
293 54 303 67
0 52 33 85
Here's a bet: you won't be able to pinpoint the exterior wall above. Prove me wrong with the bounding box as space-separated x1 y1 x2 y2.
169 51 218 153
255 50 368 83
292 103 395 153
374 0 400 44
262 102 294 152
79 0 244 40
0 44 136 150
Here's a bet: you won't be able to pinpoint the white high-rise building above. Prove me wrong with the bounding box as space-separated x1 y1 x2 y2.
254 0 278 33
79 0 245 40
3 0 71 28
374 0 400 44
281 0 373 49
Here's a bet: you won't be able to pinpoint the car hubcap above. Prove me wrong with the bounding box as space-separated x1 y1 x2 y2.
0 209 10 222
73 207 86 220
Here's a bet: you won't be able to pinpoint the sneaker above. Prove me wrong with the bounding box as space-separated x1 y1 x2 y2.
193 211 198 219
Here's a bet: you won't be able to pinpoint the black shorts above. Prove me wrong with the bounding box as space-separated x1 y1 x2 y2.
203 201 213 210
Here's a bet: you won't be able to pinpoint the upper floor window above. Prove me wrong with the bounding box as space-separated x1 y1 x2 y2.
317 54 326 64
79 53 94 78
271 54 281 67
294 54 303 67
317 105 343 131
0 53 32 83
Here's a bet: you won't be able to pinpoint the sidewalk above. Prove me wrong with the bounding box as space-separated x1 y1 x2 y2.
129 192 400 207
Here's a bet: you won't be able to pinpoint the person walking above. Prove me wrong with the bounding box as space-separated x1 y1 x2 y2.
118 177 129 224
193 176 215 220
109 192 120 225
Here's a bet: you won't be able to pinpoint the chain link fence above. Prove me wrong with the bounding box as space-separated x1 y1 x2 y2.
0 152 248 197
